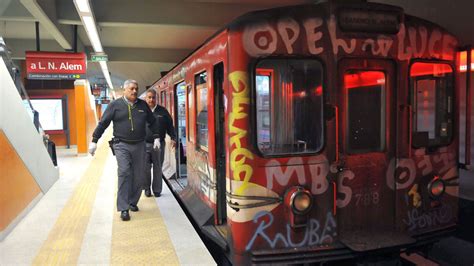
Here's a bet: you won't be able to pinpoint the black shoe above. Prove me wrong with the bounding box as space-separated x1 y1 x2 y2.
129 204 139 212
154 192 161 197
144 189 151 197
121 210 130 221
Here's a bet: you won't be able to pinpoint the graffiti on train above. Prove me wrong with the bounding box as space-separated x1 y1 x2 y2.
245 211 337 250
229 71 254 195
402 201 454 231
242 15 457 60
265 155 354 208
386 148 457 191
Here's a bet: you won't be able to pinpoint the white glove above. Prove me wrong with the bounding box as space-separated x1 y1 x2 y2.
88 142 97 156
153 138 161 150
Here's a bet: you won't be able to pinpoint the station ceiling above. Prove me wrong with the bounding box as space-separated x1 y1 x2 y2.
0 0 473 94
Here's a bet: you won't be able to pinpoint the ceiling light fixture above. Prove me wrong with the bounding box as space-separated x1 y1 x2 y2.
82 16 103 53
73 0 113 89
75 0 91 13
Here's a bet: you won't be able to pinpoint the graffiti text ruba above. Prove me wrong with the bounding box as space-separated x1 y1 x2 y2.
245 211 337 250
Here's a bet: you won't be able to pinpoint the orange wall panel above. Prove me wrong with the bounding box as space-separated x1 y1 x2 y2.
75 83 98 154
0 130 42 231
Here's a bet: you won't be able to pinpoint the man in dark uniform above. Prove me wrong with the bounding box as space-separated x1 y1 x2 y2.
143 88 176 197
88 79 161 221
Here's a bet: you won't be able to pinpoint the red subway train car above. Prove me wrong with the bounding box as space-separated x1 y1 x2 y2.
151 1 469 264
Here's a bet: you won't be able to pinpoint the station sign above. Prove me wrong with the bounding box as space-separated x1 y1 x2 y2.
26 51 87 80
91 53 108 62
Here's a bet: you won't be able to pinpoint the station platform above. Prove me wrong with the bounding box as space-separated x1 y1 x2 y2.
0 129 215 265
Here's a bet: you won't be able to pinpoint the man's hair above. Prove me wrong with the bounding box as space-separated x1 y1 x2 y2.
123 79 138 88
146 88 157 96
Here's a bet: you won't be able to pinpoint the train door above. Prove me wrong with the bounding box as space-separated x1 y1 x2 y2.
337 59 412 251
175 81 187 178
213 62 227 225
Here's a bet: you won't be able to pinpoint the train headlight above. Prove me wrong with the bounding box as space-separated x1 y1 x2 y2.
428 178 445 198
290 189 313 215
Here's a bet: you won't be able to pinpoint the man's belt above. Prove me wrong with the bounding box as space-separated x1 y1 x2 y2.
112 138 144 144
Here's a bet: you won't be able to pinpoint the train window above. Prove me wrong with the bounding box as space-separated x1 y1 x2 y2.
255 59 324 156
176 81 187 143
345 71 386 153
195 72 208 151
410 62 454 148
166 92 172 112
187 84 195 142
160 90 166 106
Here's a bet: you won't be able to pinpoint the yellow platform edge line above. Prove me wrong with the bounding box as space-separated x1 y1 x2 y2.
33 130 112 266
111 194 180 265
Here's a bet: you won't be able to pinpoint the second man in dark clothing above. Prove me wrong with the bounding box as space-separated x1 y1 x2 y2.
144 88 176 197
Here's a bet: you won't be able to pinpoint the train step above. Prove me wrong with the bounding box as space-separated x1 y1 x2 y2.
202 225 229 252
340 230 415 252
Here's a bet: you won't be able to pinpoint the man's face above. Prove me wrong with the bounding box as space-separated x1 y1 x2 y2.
124 82 138 102
145 92 156 108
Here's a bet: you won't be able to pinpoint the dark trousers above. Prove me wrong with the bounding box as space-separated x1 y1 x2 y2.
144 140 165 194
114 141 145 211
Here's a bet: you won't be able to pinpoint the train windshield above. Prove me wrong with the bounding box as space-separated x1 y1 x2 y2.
410 62 454 148
255 59 324 156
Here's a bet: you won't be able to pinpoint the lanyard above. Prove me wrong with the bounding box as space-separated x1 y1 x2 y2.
123 97 135 132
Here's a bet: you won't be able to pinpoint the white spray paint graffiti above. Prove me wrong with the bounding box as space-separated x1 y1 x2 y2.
242 16 457 60
303 18 324 55
336 170 355 208
277 17 300 54
327 15 356 55
265 155 353 208
245 211 337 250
386 150 457 191
265 158 307 191
361 35 393 56
242 22 278 56
386 158 417 190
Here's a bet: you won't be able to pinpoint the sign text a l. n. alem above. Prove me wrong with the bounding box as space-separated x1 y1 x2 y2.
26 51 87 80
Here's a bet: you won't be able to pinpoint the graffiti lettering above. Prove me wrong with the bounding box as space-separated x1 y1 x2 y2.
229 72 254 195
336 170 354 208
303 18 324 55
265 158 306 191
328 15 356 55
277 17 300 54
361 35 393 56
386 158 416 190
308 157 329 194
242 22 278 57
265 156 330 195
433 147 456 173
246 211 337 250
242 17 457 60
415 149 433 176
402 203 453 231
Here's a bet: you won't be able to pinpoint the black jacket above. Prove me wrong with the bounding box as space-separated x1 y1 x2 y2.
92 97 159 143
145 104 176 143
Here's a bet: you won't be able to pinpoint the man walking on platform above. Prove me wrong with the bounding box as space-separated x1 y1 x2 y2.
143 88 176 197
88 79 161 221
